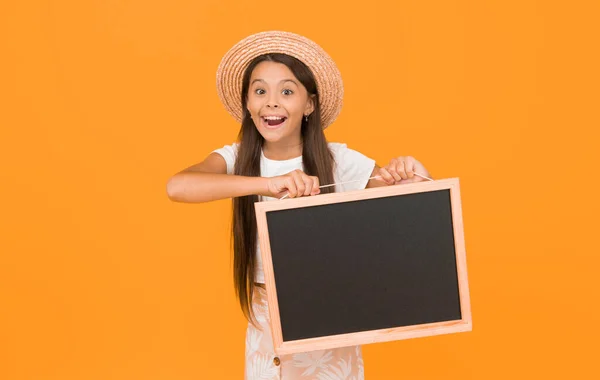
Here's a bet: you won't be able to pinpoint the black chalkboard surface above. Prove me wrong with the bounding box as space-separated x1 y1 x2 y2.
254 178 471 355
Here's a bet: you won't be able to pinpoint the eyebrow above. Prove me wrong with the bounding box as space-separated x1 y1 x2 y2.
251 78 299 86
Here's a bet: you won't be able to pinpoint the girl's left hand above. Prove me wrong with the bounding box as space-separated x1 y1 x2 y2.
378 156 430 185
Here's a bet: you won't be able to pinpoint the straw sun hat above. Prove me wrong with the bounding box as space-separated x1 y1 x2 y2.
216 31 344 129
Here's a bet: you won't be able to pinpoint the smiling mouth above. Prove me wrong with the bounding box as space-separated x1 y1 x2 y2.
262 116 287 128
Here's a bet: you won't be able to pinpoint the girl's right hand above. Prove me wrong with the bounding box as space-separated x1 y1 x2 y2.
265 169 321 199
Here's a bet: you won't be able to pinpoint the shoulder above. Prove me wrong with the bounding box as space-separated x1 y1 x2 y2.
212 142 239 163
211 142 239 174
327 142 347 155
328 142 374 165
213 142 239 155
327 142 376 191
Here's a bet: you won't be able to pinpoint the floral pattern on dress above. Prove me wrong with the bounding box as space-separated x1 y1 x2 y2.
245 286 364 380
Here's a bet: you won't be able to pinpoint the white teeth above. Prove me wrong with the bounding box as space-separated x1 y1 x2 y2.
264 116 285 120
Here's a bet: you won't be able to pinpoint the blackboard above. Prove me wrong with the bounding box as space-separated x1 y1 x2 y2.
254 178 471 355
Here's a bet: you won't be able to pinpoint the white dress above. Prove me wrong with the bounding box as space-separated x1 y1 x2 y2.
213 142 375 379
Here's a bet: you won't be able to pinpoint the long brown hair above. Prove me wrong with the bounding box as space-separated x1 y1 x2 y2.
232 53 336 325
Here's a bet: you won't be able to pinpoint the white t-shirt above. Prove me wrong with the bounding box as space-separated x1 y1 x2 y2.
212 142 376 283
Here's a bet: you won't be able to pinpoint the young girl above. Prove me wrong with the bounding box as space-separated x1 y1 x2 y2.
167 31 431 380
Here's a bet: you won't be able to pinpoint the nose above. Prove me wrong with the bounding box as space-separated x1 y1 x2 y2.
266 93 279 108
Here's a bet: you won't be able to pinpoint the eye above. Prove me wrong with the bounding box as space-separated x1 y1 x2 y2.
254 88 266 95
282 89 294 95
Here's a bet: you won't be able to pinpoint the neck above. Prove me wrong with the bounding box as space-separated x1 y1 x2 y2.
262 141 303 160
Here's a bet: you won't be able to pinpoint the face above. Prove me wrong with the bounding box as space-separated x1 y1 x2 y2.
246 61 315 146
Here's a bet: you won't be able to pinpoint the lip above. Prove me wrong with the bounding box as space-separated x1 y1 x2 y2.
261 115 288 130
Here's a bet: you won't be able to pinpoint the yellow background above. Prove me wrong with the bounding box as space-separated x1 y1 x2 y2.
1 1 599 378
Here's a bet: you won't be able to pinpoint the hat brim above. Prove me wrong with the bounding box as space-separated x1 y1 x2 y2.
216 31 343 129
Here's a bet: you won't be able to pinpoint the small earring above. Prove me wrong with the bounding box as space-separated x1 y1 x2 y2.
305 115 309 122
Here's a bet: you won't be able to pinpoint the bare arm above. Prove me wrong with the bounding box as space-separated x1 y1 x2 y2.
166 153 269 203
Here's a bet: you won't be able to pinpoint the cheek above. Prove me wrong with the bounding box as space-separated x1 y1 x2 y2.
246 94 262 108
283 100 305 116
246 102 261 119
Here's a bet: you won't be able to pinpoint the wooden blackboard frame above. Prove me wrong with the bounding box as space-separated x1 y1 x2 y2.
254 178 471 355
